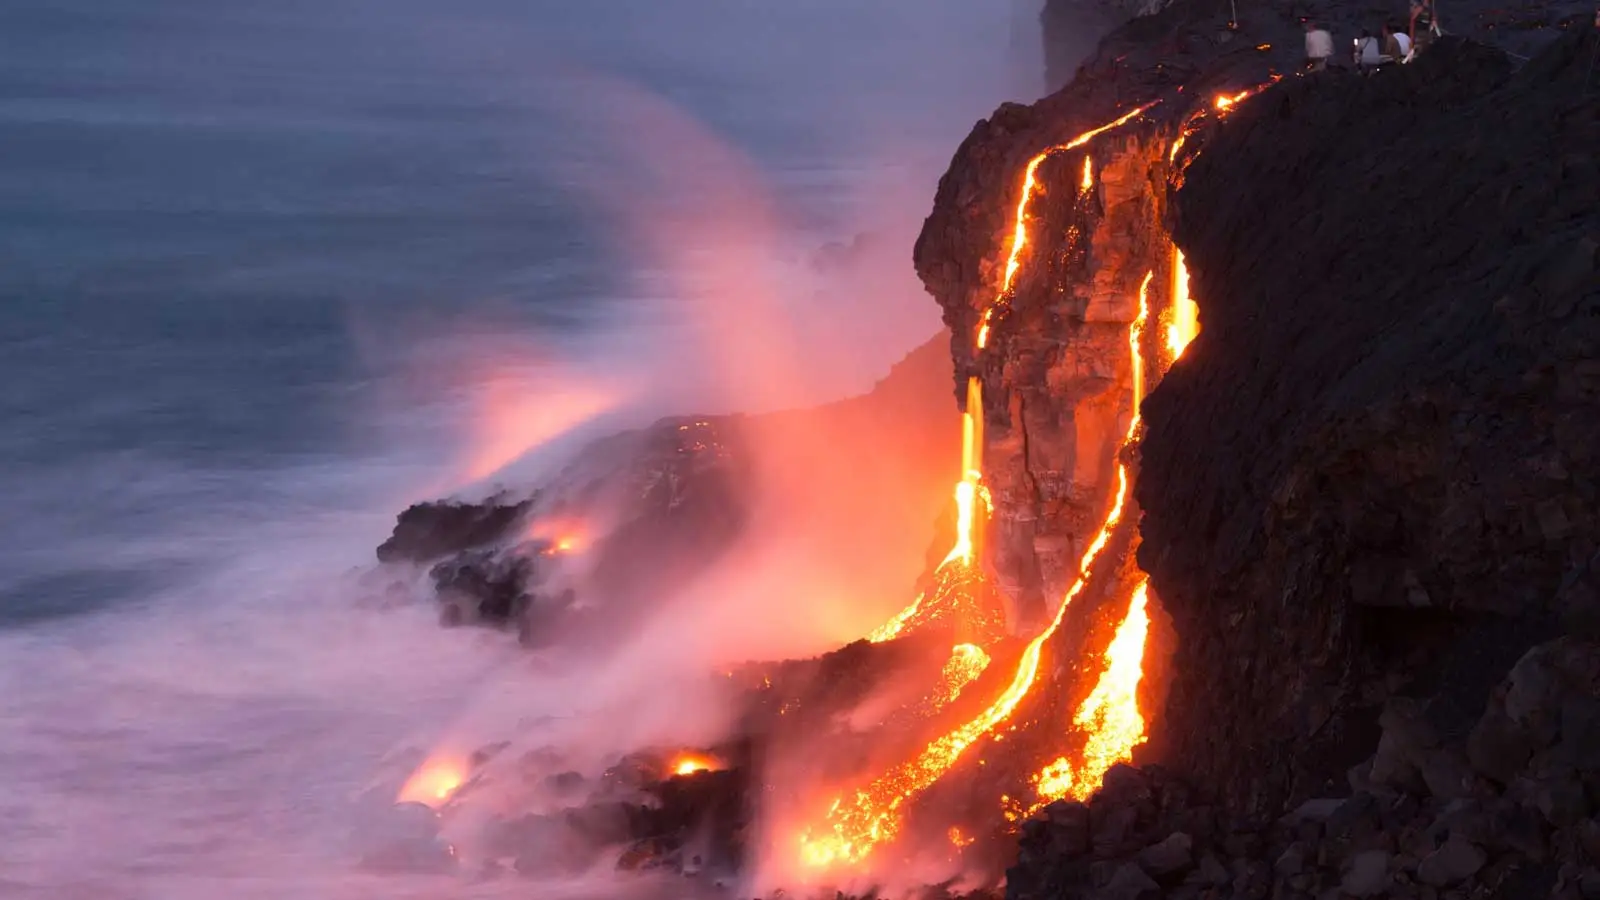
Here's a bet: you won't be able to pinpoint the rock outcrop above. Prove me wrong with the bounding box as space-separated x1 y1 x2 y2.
923 0 1598 892
1141 31 1600 819
374 334 959 640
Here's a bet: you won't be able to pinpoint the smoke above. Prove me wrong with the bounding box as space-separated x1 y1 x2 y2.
2 0 1029 895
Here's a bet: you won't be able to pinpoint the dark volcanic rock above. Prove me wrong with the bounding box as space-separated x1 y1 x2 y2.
998 21 1598 900
377 334 959 636
376 495 532 564
429 550 536 624
1141 31 1600 820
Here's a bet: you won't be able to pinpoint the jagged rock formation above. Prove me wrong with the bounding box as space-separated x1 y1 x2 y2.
374 335 959 640
917 0 1286 625
923 0 1598 891
1141 31 1600 822
992 27 1600 900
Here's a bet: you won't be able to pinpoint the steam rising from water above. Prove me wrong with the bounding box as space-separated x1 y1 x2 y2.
0 0 1049 894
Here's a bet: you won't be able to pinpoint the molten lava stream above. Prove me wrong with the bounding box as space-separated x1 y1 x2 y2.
805 381 1148 867
816 105 1163 870
873 103 1159 645
1020 580 1151 816
1166 247 1198 360
398 757 468 807
976 101 1158 352
868 377 989 644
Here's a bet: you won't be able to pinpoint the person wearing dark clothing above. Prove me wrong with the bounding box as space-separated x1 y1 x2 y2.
1410 0 1439 52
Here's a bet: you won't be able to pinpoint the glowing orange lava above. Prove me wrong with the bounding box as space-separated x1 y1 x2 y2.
867 590 926 643
806 364 1148 864
526 517 589 554
1022 580 1152 812
1132 271 1153 409
977 102 1159 352
1166 248 1198 360
868 378 991 644
1080 156 1094 193
398 758 467 807
873 104 1158 644
671 753 722 777
818 107 1165 869
1214 78 1281 115
800 408 1141 868
925 643 991 713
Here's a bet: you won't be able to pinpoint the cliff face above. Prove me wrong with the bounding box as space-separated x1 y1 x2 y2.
1141 35 1600 814
927 0 1599 801
945 25 1600 900
916 0 1278 625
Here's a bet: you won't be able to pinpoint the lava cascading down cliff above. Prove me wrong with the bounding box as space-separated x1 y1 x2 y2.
791 53 1281 870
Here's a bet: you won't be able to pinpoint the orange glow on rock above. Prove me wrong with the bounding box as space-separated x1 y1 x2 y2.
1024 581 1152 812
978 102 1159 352
1132 271 1153 410
927 643 991 713
801 408 1143 868
670 753 722 777
526 518 590 554
1166 247 1198 360
1214 77 1282 115
397 758 467 807
944 377 986 567
821 103 1170 871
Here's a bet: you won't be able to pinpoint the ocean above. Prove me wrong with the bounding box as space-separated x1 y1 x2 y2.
0 0 1033 894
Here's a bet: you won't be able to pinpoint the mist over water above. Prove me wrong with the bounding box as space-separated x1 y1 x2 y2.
0 0 1033 893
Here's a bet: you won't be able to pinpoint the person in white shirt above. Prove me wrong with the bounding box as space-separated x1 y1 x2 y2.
1304 19 1334 70
1385 23 1413 61
1355 28 1384 70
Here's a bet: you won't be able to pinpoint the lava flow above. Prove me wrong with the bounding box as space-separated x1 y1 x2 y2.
866 376 994 644
977 101 1157 351
1019 580 1152 816
398 757 468 807
1014 272 1155 817
798 104 1161 871
670 753 723 777
1167 248 1198 359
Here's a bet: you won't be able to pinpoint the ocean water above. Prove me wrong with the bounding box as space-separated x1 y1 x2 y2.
0 0 1038 894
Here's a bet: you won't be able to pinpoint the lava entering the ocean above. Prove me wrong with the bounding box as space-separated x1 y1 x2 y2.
796 104 1168 871
398 757 468 807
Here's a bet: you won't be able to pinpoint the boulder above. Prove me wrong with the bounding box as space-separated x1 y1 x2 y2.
1136 831 1193 877
1341 850 1392 898
1416 834 1487 887
1094 862 1160 900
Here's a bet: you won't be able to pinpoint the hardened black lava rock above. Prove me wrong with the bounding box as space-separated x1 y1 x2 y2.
376 494 533 563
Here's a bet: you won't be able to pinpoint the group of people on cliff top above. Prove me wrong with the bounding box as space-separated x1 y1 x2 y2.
1302 0 1439 72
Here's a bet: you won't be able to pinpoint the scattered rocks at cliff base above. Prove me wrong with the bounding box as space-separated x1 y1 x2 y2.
1008 749 1600 899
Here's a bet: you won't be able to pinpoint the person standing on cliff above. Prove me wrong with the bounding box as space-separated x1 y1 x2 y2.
1304 19 1334 70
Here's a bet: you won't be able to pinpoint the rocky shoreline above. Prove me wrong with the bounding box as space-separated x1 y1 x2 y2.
366 0 1600 893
